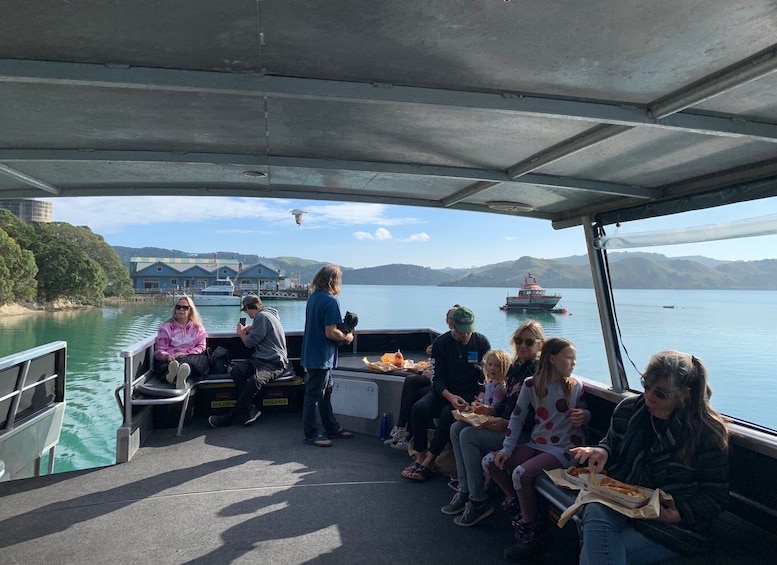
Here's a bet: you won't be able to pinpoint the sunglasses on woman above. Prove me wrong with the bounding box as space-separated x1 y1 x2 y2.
640 377 675 400
515 337 539 347
175 304 190 311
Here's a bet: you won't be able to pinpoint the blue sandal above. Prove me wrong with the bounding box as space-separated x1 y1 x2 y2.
304 434 333 447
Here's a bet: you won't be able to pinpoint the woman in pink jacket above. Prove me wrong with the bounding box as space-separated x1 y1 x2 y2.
154 295 209 388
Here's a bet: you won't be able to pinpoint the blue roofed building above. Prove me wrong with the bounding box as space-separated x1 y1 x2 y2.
130 257 283 295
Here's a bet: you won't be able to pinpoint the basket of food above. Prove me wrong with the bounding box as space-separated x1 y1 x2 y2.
362 357 398 373
452 405 496 428
406 360 431 373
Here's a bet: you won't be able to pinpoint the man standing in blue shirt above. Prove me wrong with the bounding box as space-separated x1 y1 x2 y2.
301 264 355 447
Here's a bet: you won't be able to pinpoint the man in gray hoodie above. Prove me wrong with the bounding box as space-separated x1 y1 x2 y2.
209 294 293 427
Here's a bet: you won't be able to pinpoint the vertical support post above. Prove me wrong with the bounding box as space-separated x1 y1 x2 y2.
583 216 628 392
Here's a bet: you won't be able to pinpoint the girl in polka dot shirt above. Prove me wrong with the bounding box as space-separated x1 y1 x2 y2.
485 337 590 554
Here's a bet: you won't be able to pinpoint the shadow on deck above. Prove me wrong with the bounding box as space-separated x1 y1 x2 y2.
0 412 524 564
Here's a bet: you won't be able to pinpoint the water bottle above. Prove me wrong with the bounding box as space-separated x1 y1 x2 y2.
380 413 390 440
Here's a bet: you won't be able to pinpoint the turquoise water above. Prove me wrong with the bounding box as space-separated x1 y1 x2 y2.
2 285 776 472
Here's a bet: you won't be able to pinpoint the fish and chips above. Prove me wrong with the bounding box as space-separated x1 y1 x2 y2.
598 477 649 499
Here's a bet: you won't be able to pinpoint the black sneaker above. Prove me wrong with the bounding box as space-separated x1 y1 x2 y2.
208 414 231 428
244 406 261 426
441 492 469 515
454 499 494 527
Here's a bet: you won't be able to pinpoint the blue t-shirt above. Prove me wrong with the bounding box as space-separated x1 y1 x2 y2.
300 289 344 369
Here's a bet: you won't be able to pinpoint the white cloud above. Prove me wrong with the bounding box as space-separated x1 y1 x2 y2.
403 232 431 243
351 229 429 243
353 227 393 240
374 227 393 240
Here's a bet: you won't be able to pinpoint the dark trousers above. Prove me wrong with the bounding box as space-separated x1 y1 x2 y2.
229 359 283 422
155 353 209 381
302 368 341 439
410 390 459 456
398 374 432 433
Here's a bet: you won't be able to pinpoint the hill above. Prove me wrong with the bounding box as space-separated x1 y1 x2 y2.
112 246 777 290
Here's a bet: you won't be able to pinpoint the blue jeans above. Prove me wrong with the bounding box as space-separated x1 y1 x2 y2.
579 503 679 565
450 421 504 502
302 368 341 439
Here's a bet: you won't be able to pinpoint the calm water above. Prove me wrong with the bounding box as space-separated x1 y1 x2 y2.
2 286 776 472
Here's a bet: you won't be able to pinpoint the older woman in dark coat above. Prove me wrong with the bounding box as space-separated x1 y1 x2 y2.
571 351 729 565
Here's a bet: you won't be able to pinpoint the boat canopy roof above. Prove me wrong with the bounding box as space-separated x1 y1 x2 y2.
1 2 776 229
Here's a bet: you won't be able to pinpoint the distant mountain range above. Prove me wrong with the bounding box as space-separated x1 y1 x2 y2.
113 246 777 290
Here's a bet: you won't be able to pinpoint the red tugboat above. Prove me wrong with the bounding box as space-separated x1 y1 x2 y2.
501 273 564 312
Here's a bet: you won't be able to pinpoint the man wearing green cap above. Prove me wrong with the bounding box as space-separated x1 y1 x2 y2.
401 306 491 482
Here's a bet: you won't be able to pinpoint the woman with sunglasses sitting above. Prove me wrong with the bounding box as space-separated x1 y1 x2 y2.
441 320 546 526
154 295 210 389
571 351 730 565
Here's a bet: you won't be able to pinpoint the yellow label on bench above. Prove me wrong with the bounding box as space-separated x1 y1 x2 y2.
211 400 236 408
262 398 289 406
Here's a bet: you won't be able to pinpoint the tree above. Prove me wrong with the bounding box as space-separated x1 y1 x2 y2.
28 226 106 305
0 209 35 247
35 222 134 299
0 218 38 305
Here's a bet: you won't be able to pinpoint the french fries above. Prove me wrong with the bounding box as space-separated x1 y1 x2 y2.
599 477 648 499
565 466 588 477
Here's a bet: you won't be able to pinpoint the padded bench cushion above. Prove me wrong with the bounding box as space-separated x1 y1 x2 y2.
137 372 301 399
136 376 188 398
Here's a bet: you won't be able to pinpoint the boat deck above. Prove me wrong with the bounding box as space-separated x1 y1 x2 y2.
3 408 777 563
0 411 526 564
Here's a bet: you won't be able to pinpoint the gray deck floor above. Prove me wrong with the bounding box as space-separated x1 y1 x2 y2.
0 411 549 565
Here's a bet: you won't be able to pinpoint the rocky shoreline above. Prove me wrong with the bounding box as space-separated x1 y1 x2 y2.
0 298 129 317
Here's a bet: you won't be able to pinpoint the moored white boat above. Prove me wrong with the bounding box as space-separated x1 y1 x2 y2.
176 277 241 307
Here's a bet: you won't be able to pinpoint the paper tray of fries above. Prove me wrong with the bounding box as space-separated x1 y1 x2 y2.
586 474 652 509
406 360 431 373
545 468 672 526
451 409 495 428
562 468 651 508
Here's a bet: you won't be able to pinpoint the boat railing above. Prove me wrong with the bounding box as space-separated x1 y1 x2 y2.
0 341 67 480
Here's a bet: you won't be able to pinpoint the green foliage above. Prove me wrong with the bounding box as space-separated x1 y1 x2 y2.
0 217 38 305
28 225 107 305
0 209 35 247
42 223 134 298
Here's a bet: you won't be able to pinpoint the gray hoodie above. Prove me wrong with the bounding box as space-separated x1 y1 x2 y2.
246 306 289 369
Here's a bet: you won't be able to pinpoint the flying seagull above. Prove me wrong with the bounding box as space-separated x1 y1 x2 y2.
291 209 307 226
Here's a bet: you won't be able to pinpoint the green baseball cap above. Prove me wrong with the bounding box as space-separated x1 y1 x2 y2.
451 306 476 332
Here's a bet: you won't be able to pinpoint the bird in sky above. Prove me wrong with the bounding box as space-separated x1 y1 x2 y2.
291 209 307 226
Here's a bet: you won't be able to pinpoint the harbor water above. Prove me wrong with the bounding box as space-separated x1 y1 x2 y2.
1 285 775 473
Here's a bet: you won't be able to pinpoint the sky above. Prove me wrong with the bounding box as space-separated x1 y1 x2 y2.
44 195 777 270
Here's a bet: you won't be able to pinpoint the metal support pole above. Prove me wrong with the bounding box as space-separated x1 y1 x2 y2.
583 216 628 392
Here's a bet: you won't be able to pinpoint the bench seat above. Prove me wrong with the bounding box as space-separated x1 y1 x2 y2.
132 363 302 436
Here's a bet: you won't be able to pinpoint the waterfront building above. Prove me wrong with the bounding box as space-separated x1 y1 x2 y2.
130 257 284 294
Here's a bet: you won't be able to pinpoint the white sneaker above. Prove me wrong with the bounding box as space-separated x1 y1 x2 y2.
383 425 400 444
390 437 410 450
166 360 179 384
383 425 407 445
175 362 191 389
